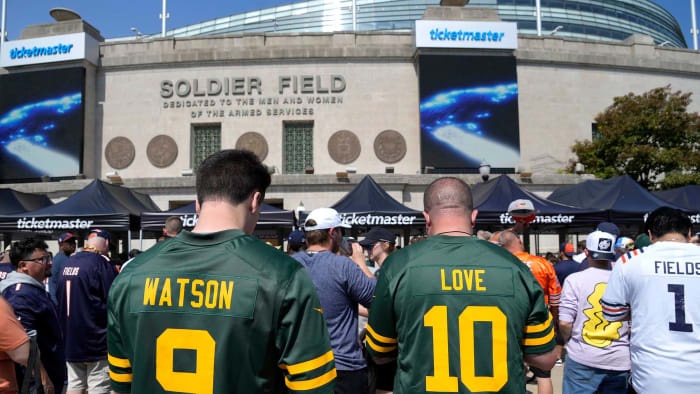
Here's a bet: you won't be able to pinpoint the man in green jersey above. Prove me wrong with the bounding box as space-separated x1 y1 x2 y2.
366 177 557 393
108 150 336 393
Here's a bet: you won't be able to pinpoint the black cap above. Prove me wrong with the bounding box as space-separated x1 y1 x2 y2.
359 228 396 247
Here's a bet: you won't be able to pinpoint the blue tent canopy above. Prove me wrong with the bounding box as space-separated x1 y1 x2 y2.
0 180 156 232
327 175 425 227
547 175 688 224
140 201 295 230
471 175 607 228
654 185 700 211
0 189 53 214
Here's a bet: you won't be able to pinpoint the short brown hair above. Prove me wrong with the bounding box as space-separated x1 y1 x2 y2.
304 219 331 246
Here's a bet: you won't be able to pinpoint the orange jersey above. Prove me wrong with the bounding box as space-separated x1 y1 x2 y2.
514 252 562 306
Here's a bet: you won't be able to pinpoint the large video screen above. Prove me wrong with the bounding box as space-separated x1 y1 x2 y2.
0 67 84 182
420 55 520 170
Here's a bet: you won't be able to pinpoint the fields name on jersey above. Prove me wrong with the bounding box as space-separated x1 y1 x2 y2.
132 273 257 318
16 218 94 230
654 260 700 276
500 214 575 224
340 213 417 226
441 269 487 292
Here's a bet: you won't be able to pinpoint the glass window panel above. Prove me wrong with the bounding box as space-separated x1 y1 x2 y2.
192 125 221 169
283 122 313 174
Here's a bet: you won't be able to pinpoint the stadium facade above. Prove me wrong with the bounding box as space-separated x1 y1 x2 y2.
157 0 686 48
0 1 698 223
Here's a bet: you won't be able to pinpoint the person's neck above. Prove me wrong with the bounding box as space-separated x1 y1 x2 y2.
429 224 473 237
589 259 612 270
193 201 248 233
656 233 688 243
305 242 332 252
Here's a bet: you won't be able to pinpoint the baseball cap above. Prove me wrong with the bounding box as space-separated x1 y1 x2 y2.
58 232 77 244
303 208 351 231
88 229 111 241
635 233 651 249
285 230 306 244
586 230 616 261
359 228 396 247
559 242 575 256
615 236 634 249
596 222 620 239
508 199 535 213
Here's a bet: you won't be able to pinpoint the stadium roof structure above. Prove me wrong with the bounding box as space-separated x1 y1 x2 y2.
127 0 686 48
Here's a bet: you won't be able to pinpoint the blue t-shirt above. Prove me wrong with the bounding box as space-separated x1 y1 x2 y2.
56 251 118 362
554 258 579 286
292 250 376 371
49 251 70 304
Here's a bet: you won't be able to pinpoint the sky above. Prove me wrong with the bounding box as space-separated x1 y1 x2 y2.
0 1 696 46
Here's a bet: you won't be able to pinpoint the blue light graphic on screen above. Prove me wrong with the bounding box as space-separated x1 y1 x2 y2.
420 82 519 168
0 92 82 177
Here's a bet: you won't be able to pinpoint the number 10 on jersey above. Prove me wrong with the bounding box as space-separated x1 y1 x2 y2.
424 305 508 392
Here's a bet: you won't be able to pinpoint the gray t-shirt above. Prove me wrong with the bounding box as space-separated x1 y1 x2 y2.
293 250 376 371
559 267 631 371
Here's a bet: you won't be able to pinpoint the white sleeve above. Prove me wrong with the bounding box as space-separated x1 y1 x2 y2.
601 258 630 321
558 278 577 323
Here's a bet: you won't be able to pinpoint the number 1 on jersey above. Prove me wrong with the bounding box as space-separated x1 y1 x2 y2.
668 284 693 332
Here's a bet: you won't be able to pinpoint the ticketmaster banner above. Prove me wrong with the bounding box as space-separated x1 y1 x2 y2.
0 214 131 232
415 20 518 49
0 32 100 67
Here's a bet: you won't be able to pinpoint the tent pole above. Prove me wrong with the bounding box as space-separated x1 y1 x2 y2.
139 230 143 250
127 230 132 252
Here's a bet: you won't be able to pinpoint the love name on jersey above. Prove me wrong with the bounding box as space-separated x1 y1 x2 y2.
129 273 258 318
653 260 700 276
409 265 514 297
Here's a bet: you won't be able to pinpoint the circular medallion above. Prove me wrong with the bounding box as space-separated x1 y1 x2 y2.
146 135 178 168
104 137 135 169
328 130 361 164
374 130 406 164
235 132 268 161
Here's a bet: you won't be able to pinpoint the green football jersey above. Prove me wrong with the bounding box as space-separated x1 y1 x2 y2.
108 229 336 394
366 235 554 393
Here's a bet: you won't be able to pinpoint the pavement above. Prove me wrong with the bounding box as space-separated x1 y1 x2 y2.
526 361 564 394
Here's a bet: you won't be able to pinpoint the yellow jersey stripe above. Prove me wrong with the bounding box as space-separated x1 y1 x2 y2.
366 324 397 344
284 367 337 391
279 350 334 375
366 336 398 353
524 313 552 333
109 370 133 383
522 327 555 346
108 354 131 369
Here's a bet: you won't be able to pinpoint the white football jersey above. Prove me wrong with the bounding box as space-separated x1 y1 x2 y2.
601 241 700 394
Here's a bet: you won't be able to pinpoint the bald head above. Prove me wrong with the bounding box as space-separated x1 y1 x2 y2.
424 177 473 213
498 230 524 254
86 236 109 254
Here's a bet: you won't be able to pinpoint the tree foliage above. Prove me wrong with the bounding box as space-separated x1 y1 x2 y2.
568 86 700 190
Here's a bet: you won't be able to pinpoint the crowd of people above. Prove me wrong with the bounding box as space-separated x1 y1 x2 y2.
0 148 698 394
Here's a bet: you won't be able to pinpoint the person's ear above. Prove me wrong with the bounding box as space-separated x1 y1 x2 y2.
647 229 655 243
584 249 590 258
250 191 262 214
195 198 201 215
471 209 479 228
423 211 431 233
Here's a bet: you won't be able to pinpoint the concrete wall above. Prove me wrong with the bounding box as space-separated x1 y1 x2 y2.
96 30 700 178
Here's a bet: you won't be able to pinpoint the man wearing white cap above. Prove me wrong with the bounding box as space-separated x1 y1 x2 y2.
293 207 376 394
558 230 630 393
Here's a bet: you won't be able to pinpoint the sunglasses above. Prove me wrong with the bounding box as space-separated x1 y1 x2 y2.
23 255 51 265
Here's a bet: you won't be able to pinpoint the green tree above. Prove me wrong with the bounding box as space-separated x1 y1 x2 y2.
569 86 700 190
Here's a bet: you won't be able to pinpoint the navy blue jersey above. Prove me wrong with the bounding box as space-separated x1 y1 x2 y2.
1 275 66 393
49 251 70 304
554 258 579 286
57 251 118 362
0 262 12 281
